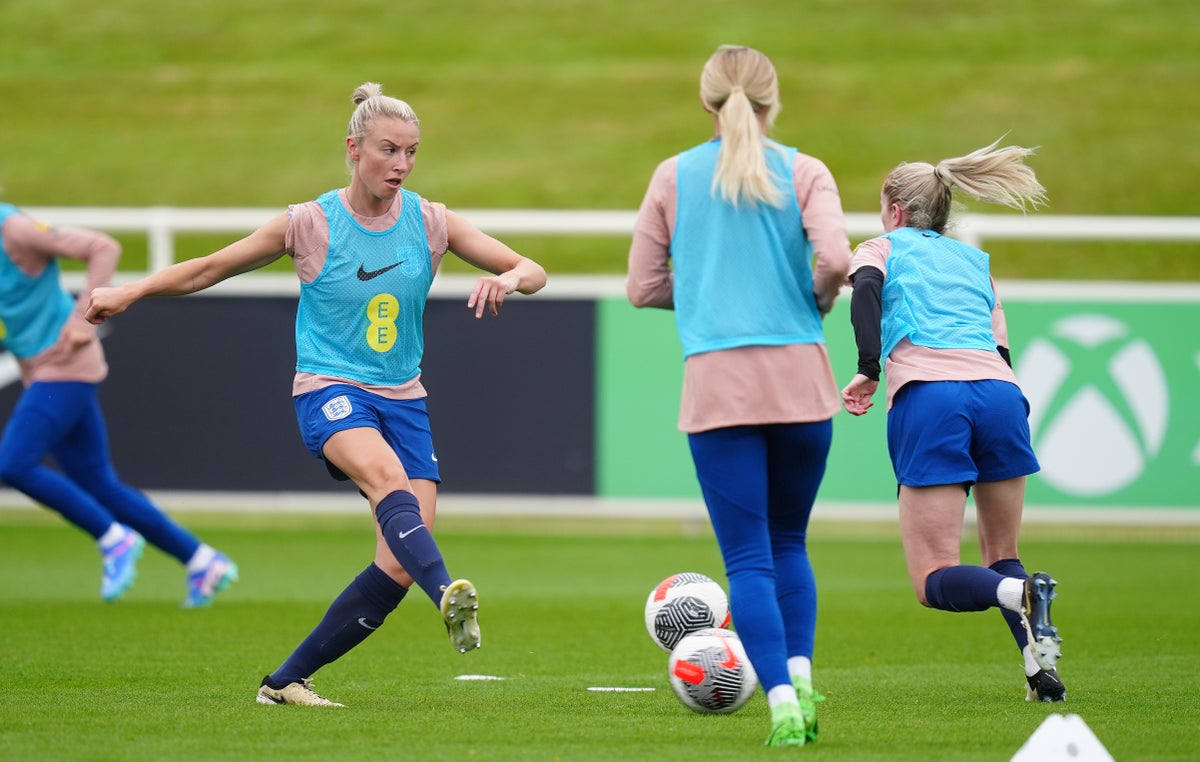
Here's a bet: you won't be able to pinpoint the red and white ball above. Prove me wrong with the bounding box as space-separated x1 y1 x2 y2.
668 627 758 714
644 572 731 653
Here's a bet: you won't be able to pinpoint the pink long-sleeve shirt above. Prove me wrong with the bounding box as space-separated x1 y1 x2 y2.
0 213 117 385
627 150 852 433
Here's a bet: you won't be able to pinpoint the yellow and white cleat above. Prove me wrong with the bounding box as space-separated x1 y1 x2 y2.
256 677 345 707
441 579 481 653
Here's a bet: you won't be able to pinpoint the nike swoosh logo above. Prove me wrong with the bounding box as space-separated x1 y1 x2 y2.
718 639 739 669
397 526 424 539
357 261 403 281
357 617 379 630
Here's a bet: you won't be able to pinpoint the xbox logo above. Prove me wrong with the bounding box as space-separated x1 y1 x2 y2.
1015 314 1168 496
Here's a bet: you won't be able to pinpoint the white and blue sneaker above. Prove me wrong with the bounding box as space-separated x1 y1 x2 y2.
184 552 238 608
101 530 145 602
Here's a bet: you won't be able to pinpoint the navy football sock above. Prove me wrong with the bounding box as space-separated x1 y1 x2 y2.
924 565 1004 612
990 558 1031 651
374 490 452 607
270 563 407 685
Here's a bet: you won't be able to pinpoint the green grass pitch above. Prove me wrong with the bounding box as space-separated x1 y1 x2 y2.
2 0 1197 281
1 508 1197 761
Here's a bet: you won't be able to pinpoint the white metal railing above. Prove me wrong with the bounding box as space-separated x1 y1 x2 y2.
25 206 1200 275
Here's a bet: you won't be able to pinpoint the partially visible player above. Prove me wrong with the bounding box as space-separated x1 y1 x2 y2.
86 82 546 707
628 46 851 747
840 139 1066 702
0 202 237 606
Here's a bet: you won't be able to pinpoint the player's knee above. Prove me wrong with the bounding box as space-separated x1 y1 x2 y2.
358 464 412 500
373 553 414 587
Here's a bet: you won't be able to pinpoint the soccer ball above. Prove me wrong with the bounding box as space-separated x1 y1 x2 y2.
644 573 731 653
668 627 758 714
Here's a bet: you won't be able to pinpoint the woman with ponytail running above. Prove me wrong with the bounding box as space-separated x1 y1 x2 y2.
841 139 1066 704
627 45 852 748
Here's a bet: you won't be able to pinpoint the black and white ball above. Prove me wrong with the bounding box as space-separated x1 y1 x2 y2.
668 627 758 714
644 572 731 653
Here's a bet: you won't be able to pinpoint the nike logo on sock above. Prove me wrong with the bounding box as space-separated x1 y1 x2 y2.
357 261 403 281
357 617 379 630
397 526 424 539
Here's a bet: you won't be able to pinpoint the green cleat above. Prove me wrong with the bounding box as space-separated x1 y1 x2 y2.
768 705 806 753
793 677 826 743
765 703 806 748
765 717 807 748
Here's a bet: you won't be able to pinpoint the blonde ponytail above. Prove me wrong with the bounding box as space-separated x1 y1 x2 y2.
700 46 785 208
883 138 1047 233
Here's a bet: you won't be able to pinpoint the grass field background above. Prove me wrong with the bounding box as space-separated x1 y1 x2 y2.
2 2 1199 760
2 507 1198 761
1 0 1197 279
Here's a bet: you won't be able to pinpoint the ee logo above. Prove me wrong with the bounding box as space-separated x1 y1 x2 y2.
366 293 399 353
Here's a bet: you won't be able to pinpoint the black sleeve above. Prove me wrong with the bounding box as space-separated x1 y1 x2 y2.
849 266 884 381
997 345 1012 368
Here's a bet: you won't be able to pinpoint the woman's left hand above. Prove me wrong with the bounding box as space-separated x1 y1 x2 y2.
467 274 519 318
841 374 878 416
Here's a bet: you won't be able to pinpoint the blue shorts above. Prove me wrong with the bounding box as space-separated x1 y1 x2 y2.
294 384 441 483
887 380 1040 488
